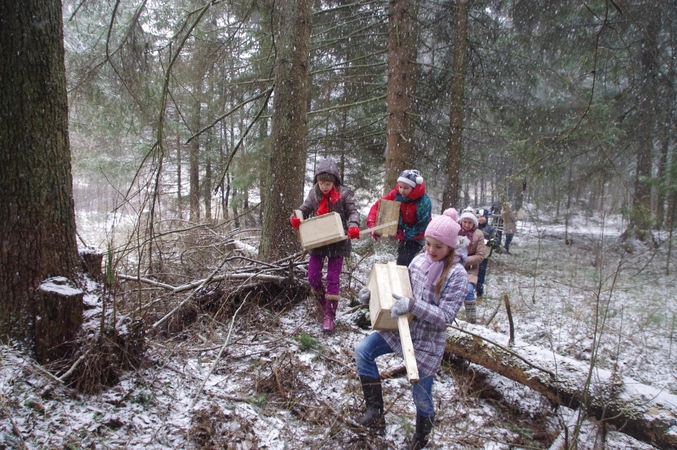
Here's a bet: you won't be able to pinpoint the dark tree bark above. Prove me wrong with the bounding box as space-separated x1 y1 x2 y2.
176 109 183 216
190 91 201 223
259 0 312 262
442 0 468 211
628 11 660 238
384 0 417 193
0 0 83 362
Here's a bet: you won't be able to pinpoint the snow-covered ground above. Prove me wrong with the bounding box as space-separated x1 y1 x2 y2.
1 207 674 449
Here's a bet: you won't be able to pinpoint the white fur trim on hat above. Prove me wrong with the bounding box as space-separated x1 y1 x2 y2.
459 210 478 227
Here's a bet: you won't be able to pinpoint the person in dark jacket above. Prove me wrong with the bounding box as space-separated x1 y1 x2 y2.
476 209 498 301
290 158 360 332
366 169 432 266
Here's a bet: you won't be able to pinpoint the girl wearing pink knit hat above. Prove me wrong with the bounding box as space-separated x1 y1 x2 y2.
353 208 467 449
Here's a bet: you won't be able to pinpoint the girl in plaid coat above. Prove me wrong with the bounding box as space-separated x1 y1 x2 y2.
354 208 468 449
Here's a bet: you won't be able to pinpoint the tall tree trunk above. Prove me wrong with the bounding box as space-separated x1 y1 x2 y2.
257 116 269 227
442 0 468 211
176 113 183 217
384 0 417 193
668 145 677 235
204 159 212 222
259 0 312 262
655 131 669 230
189 95 201 223
0 0 83 363
629 13 659 238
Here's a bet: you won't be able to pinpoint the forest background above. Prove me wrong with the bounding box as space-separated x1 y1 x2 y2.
2 0 677 448
65 0 677 245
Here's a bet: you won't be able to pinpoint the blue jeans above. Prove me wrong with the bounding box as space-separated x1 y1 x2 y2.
465 282 475 301
504 234 514 253
354 332 435 417
476 259 488 297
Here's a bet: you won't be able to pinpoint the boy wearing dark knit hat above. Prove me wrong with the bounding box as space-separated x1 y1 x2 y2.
366 169 432 266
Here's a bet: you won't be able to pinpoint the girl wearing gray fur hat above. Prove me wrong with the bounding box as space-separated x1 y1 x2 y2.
289 158 361 333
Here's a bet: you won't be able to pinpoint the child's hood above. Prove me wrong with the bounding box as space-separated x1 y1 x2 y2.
314 158 342 186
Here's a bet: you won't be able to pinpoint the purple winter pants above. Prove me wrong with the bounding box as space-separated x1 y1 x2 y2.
308 254 343 297
308 255 343 319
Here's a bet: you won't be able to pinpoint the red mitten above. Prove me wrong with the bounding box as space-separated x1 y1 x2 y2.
348 227 360 239
290 216 301 229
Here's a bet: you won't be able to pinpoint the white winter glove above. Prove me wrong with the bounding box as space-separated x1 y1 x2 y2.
390 293 414 318
358 287 371 305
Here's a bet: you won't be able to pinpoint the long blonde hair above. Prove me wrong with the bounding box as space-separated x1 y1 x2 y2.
435 247 457 297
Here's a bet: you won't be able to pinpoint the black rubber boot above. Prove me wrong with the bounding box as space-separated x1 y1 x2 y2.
464 300 477 324
407 414 434 450
355 375 384 429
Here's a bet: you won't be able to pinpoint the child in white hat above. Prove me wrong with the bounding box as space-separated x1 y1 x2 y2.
457 207 486 323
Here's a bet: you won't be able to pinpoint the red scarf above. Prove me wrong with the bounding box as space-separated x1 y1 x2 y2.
317 187 341 215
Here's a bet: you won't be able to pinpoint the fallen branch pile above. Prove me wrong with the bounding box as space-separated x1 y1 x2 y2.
116 249 312 333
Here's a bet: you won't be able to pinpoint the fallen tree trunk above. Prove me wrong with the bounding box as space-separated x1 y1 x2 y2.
445 322 677 450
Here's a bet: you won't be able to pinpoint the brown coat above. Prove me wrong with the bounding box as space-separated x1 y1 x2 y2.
464 228 485 286
502 210 517 235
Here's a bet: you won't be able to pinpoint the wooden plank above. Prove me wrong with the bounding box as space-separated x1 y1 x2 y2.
358 221 397 237
388 262 419 383
375 200 400 237
397 315 418 382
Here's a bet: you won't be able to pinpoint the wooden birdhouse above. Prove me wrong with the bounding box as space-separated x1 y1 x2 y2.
294 210 346 250
367 262 413 330
366 261 419 382
375 199 400 237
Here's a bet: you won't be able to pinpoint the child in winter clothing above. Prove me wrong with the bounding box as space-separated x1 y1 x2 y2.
476 209 498 301
366 169 432 266
501 202 517 254
354 208 467 449
290 158 360 333
458 207 485 324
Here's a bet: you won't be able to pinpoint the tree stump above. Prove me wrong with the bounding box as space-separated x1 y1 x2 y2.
79 249 104 280
35 277 84 363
